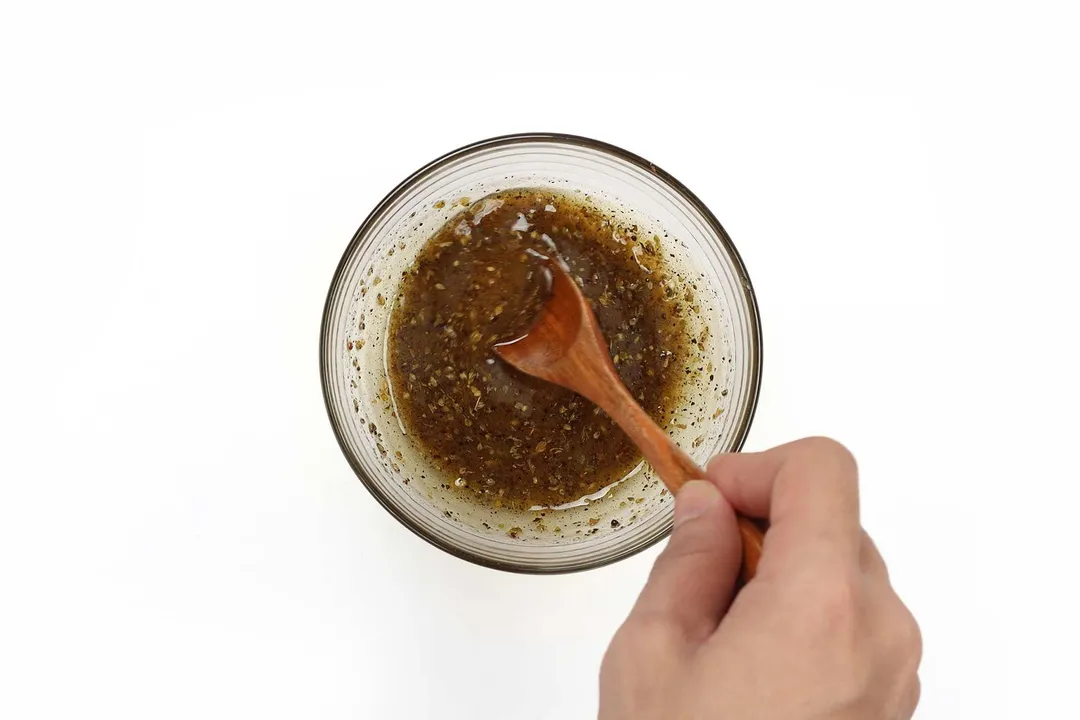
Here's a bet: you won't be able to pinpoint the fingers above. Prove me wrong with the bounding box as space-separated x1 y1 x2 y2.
628 481 742 642
706 437 862 568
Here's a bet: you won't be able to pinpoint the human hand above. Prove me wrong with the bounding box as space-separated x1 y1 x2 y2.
599 438 922 719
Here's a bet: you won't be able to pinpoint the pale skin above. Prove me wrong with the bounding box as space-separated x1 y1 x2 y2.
600 437 923 719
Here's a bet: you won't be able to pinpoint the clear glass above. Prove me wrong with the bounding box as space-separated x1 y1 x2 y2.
320 134 762 573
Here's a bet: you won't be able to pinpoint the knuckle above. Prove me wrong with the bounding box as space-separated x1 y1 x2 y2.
821 576 862 627
835 666 875 711
800 436 858 475
892 601 924 669
802 565 863 635
906 675 923 715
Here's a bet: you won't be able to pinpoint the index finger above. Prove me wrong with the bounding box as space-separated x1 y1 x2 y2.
706 437 862 568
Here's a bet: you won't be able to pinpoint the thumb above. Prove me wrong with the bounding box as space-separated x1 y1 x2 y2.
628 481 742 641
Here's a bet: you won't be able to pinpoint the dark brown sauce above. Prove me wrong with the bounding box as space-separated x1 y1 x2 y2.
388 188 693 510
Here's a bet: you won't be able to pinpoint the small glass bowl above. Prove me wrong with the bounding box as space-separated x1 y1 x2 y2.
320 133 762 573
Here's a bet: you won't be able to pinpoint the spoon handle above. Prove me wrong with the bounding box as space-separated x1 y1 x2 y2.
585 374 765 583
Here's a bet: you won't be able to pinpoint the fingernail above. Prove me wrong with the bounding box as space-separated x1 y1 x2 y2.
674 480 721 527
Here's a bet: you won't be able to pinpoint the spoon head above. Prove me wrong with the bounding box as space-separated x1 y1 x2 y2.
493 259 593 385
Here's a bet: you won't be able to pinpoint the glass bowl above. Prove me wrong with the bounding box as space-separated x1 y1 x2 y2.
320 133 762 573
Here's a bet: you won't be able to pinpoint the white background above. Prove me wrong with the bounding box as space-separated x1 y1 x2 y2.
2 1 1078 718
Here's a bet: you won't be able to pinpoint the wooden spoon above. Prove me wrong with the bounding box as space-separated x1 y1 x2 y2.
495 258 764 582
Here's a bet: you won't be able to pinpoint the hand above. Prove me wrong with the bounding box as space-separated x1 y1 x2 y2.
599 438 922 719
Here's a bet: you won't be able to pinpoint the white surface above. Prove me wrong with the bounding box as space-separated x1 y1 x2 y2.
2 2 1078 718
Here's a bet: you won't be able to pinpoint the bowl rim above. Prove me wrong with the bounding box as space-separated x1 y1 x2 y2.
319 132 763 574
